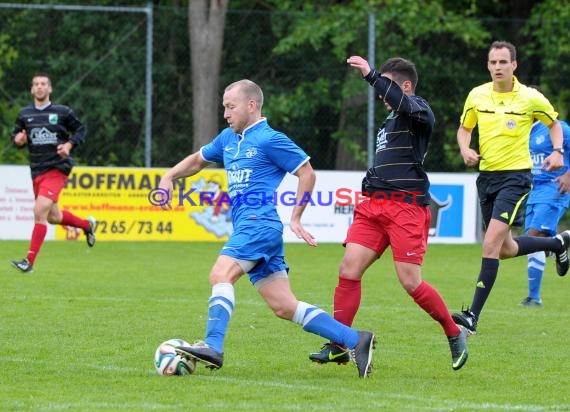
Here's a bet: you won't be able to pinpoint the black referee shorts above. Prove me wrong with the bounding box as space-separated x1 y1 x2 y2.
477 170 532 229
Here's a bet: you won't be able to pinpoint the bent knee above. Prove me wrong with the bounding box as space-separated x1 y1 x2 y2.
272 307 293 320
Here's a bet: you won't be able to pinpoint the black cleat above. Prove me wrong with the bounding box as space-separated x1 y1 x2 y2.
11 258 33 273
176 341 223 370
448 325 469 371
519 297 543 307
349 331 376 378
309 342 350 364
452 309 477 335
85 216 96 247
554 230 570 276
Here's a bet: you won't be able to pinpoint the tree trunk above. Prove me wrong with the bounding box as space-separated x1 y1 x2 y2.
188 0 228 152
335 89 368 170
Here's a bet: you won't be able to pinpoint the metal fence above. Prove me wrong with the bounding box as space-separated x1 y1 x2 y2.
0 3 566 171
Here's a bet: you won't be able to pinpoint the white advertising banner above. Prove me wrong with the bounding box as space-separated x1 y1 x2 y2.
0 165 55 240
276 171 479 244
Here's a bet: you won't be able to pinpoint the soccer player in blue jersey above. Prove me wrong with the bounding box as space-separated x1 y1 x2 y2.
309 56 469 371
520 114 570 307
157 79 376 378
453 41 570 333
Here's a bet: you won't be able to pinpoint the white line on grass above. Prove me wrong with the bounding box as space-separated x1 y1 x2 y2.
1 360 568 411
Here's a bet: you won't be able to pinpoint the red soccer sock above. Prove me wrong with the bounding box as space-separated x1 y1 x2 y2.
26 223 47 266
60 211 89 231
333 277 362 327
409 280 460 337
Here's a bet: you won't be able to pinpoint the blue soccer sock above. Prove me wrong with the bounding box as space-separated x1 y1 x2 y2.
204 282 234 353
527 252 545 300
292 301 359 349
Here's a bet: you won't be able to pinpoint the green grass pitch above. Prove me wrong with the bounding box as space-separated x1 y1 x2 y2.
1 240 569 411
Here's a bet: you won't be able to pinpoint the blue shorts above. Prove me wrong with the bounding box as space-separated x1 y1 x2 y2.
525 203 568 236
220 225 289 285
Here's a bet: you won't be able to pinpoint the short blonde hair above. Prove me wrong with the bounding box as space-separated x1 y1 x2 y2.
225 79 263 109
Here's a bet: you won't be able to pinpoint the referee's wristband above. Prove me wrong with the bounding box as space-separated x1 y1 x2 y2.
553 147 564 154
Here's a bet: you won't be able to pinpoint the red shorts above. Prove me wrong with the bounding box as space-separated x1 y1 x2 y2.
344 199 430 265
33 169 68 202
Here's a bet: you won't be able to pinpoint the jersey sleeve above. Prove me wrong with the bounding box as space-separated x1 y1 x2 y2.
11 111 26 144
531 89 558 126
200 132 225 164
264 132 309 174
65 107 86 146
460 89 478 129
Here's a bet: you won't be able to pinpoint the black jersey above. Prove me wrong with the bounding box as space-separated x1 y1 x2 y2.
12 103 86 179
361 70 434 206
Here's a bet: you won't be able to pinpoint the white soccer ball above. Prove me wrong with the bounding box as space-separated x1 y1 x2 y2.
154 338 196 376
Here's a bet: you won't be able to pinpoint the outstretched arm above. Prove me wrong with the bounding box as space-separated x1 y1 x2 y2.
158 151 211 210
346 55 372 77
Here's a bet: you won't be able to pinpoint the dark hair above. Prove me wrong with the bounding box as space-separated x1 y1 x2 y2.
379 57 418 91
31 72 52 86
489 41 517 61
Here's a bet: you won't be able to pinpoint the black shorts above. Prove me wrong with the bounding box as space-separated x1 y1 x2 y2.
477 170 532 229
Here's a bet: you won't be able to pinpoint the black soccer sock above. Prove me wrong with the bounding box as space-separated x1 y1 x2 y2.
470 257 499 318
514 236 562 257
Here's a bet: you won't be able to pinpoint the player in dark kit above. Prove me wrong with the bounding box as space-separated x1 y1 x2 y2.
309 56 469 371
10 73 96 273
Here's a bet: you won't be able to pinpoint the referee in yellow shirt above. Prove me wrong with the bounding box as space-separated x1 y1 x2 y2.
452 41 570 335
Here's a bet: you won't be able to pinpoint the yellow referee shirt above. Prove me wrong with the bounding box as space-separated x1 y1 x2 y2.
460 76 558 171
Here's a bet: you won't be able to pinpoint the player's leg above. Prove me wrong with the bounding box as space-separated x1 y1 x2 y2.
502 173 570 274
175 254 246 369
52 205 95 247
390 202 468 370
521 204 547 305
521 205 545 306
454 171 529 332
11 171 60 272
310 199 383 364
258 276 376 378
10 195 53 272
40 169 96 247
335 243 379 325
521 201 569 305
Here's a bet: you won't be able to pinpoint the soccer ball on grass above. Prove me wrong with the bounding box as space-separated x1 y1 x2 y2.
154 338 196 376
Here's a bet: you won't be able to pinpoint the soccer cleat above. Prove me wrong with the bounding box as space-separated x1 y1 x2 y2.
11 258 33 273
349 331 376 378
309 342 350 364
451 308 478 335
448 325 469 371
85 216 96 247
554 230 570 276
175 341 223 370
519 297 543 307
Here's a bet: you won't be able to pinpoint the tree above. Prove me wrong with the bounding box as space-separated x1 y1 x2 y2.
522 0 570 119
189 0 228 152
267 0 490 170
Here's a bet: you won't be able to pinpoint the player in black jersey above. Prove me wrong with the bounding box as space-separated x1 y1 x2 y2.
10 73 96 273
309 56 468 371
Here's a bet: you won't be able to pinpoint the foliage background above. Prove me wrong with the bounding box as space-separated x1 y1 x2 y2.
0 0 569 171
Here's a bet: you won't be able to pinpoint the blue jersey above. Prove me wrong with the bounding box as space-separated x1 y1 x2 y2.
201 118 309 231
528 120 570 205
